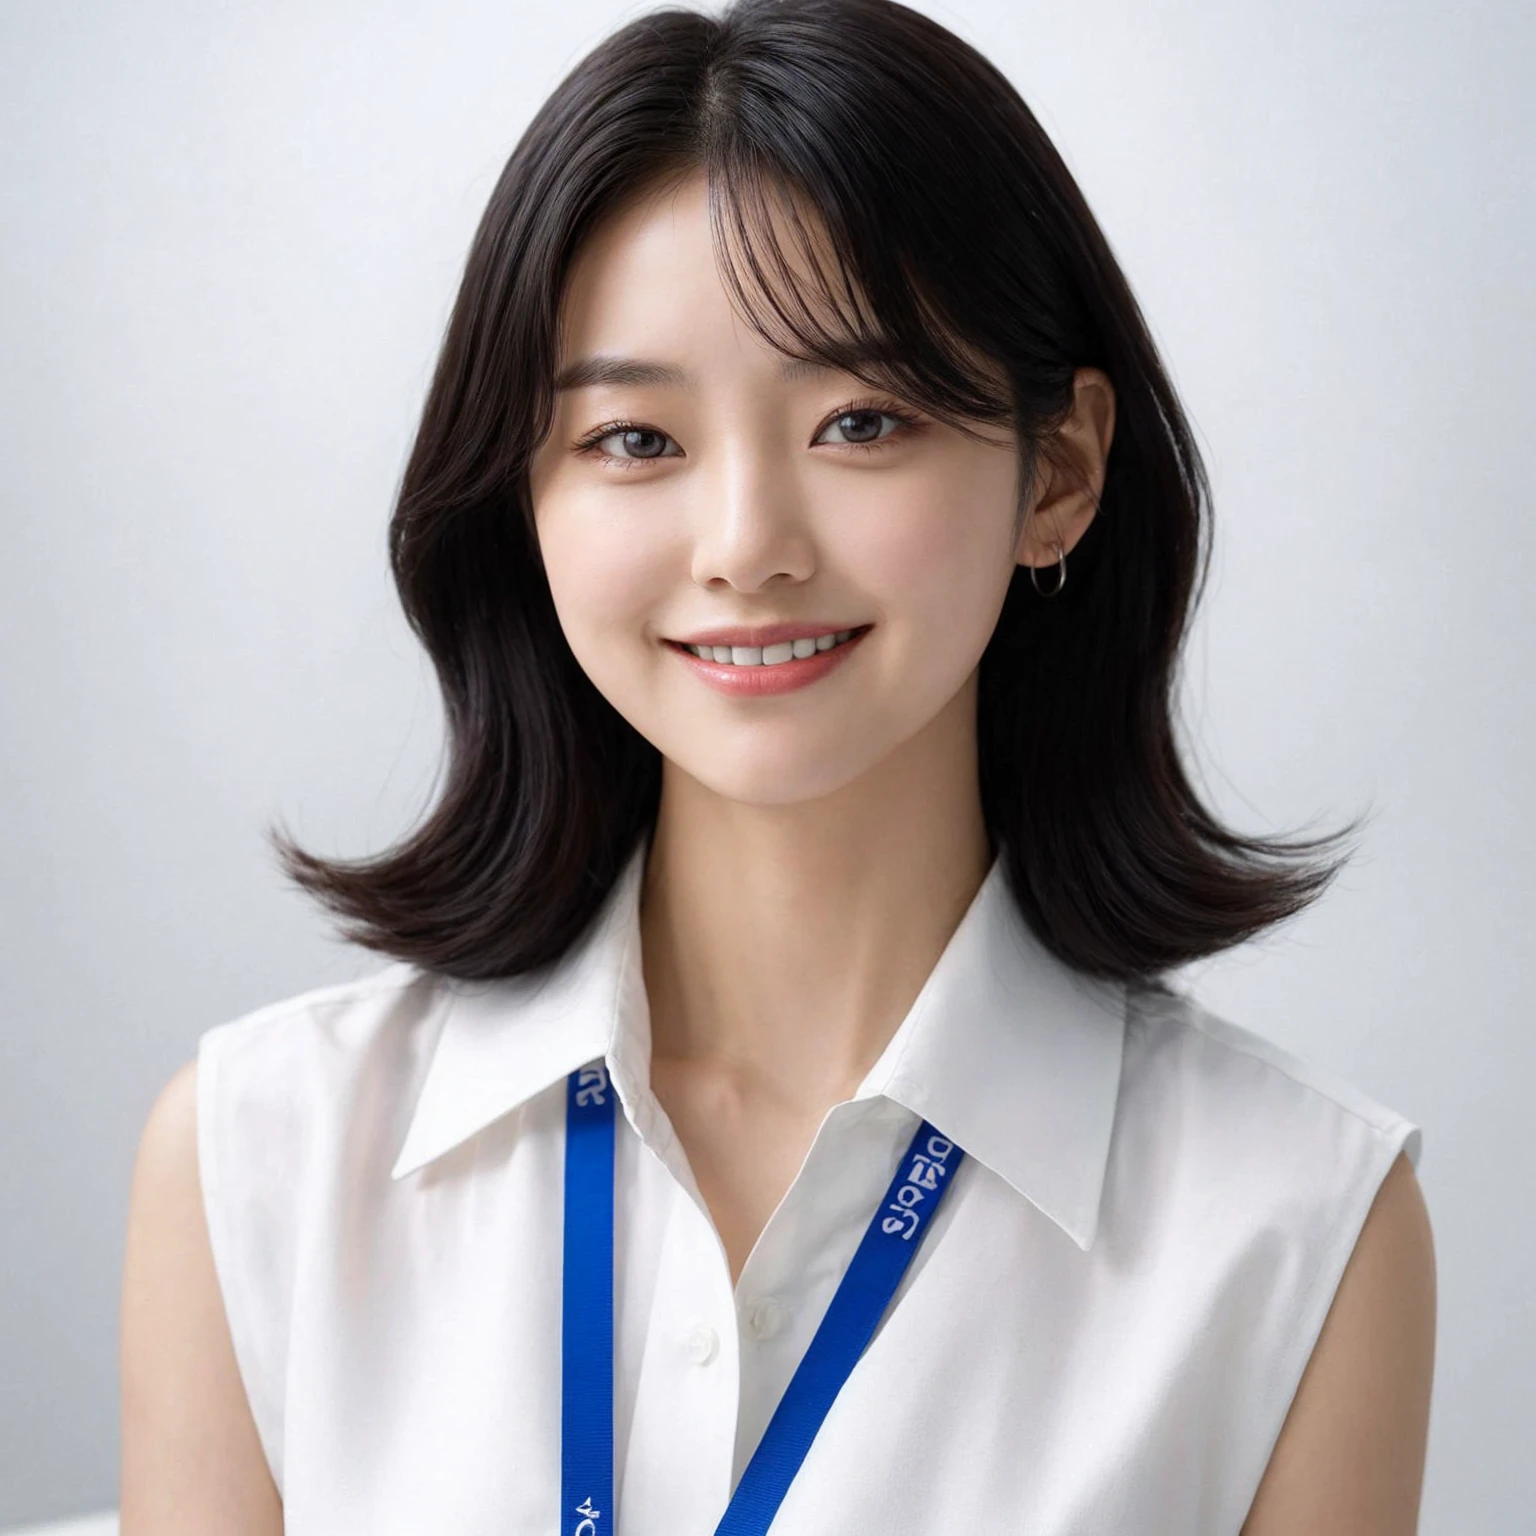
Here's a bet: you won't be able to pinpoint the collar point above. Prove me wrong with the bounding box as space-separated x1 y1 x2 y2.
389 1143 431 1181
1065 1216 1100 1254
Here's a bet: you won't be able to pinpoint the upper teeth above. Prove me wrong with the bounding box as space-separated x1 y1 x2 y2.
684 630 856 666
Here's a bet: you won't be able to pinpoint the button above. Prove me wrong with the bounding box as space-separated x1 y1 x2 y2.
684 1323 719 1365
746 1297 788 1341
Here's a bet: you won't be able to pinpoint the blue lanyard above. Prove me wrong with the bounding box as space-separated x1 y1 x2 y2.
561 1061 965 1536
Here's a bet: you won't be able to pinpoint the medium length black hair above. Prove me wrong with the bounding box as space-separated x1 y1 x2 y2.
270 0 1356 985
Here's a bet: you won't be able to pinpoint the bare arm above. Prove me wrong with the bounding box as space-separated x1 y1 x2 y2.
1241 1150 1437 1534
120 1058 284 1534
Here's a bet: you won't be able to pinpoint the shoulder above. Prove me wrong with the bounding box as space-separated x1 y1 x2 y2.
192 958 450 1281
124 1061 204 1294
195 961 446 1170
1114 978 1424 1284
167 961 448 1495
122 1059 285 1530
133 1053 200 1176
1121 979 1423 1174
1239 1146 1436 1533
194 961 447 1220
197 959 443 1076
1117 981 1432 1532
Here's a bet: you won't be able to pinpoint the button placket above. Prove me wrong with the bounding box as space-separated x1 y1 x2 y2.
728 1098 919 1487
684 1321 721 1365
621 1170 740 1532
745 1296 788 1341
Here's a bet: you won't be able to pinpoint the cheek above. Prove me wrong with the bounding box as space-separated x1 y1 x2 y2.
841 466 1017 661
535 498 672 657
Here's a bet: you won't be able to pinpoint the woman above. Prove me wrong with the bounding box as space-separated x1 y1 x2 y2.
120 0 1435 1530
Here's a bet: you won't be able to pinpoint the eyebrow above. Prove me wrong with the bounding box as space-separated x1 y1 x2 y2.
552 353 837 392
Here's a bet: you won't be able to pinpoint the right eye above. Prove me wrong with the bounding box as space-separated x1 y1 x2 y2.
575 422 683 464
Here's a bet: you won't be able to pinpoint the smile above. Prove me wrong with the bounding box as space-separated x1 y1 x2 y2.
664 626 872 697
680 629 859 667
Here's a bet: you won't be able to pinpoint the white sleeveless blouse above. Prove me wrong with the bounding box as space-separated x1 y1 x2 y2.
196 845 1422 1534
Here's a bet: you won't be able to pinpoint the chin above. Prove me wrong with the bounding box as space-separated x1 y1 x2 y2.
663 736 884 808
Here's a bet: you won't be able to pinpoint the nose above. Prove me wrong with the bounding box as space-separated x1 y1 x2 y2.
688 441 816 594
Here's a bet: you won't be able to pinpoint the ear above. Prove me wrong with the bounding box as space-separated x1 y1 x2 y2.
1015 367 1116 568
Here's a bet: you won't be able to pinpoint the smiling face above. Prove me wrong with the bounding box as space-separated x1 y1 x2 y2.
526 169 1032 808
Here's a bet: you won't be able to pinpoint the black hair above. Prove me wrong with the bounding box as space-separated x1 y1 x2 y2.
268 0 1357 984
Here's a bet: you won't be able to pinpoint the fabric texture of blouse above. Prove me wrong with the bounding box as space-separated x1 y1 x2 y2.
196 843 1423 1534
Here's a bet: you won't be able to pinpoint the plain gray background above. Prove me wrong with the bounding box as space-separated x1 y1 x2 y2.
2 0 1531 1528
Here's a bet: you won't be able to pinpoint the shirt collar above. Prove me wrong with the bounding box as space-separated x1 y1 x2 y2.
390 842 1126 1251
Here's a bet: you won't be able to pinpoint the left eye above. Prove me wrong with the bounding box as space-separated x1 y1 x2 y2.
816 409 900 446
596 427 680 460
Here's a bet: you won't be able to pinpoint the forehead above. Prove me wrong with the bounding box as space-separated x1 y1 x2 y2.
554 170 850 372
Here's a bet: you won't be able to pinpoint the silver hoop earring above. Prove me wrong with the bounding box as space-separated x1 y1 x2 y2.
1030 540 1067 597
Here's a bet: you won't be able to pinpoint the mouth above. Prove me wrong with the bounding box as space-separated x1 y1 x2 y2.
663 624 874 696
666 624 873 668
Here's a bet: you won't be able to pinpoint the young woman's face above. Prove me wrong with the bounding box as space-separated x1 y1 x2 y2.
527 171 1029 807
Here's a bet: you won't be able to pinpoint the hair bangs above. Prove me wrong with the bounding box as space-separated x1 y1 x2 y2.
700 147 1021 447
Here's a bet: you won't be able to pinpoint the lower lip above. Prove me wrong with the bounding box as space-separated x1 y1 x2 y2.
665 628 871 696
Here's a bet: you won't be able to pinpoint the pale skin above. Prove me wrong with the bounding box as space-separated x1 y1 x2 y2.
120 169 1435 1532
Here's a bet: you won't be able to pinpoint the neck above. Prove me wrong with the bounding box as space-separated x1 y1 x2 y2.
638 683 993 1114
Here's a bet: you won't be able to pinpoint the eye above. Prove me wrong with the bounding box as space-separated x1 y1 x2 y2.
813 401 922 450
573 421 683 466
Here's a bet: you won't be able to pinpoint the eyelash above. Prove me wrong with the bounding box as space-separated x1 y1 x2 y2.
569 397 925 471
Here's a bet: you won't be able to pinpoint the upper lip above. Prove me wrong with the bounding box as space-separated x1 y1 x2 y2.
669 622 870 648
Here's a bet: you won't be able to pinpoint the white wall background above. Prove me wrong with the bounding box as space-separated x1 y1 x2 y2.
1 0 1530 1527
